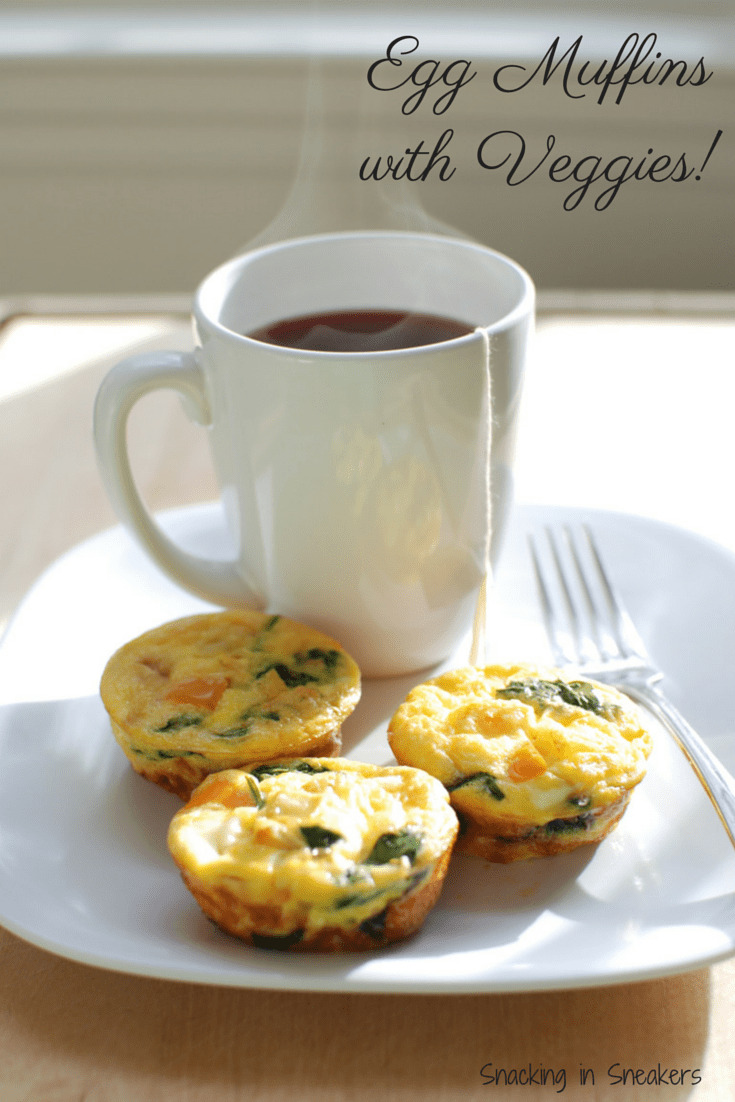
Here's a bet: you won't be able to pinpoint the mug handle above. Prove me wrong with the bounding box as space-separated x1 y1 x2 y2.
93 350 263 608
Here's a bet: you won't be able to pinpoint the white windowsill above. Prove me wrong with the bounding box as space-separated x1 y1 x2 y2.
0 7 731 62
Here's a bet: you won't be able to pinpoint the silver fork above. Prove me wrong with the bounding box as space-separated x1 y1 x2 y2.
529 524 735 851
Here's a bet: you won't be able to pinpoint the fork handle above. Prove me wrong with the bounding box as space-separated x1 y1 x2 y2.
625 683 735 851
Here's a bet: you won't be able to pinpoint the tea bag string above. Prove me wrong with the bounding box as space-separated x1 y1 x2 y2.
468 326 492 668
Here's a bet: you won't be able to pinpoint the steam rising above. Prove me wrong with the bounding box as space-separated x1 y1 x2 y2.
240 15 468 254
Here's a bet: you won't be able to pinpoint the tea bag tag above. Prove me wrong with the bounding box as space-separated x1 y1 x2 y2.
469 325 492 668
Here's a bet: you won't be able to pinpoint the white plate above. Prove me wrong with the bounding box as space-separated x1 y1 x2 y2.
1 502 735 993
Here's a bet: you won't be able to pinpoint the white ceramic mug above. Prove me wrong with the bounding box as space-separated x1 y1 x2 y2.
94 231 533 676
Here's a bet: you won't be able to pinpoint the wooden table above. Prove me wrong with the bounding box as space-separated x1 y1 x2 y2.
1 296 734 1101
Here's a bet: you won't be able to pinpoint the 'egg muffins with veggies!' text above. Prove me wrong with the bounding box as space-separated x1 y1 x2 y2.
167 758 459 951
100 610 361 799
388 663 653 863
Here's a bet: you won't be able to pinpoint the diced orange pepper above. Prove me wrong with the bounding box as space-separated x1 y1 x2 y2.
186 774 245 809
507 742 547 783
165 674 229 711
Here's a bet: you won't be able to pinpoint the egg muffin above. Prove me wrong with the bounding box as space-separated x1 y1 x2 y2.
388 663 653 863
100 610 361 800
167 758 459 951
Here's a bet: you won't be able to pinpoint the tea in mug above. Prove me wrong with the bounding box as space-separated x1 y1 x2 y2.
247 309 474 352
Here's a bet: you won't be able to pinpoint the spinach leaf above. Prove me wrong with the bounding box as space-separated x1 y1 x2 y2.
333 884 391 911
131 746 205 761
250 760 331 781
365 829 421 865
359 908 388 941
300 825 342 849
333 866 427 916
213 705 283 739
496 677 618 718
213 725 252 739
545 812 593 835
447 772 505 801
256 662 319 688
294 647 341 672
155 714 202 733
151 749 205 761
251 615 281 652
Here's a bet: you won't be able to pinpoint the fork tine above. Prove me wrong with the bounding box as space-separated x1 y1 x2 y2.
545 528 588 662
528 533 572 666
562 526 618 660
581 526 651 662
530 525 649 673
529 529 602 667
546 527 603 666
